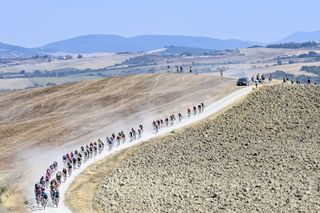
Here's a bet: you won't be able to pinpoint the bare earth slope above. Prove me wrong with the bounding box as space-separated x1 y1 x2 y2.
0 73 238 212
95 85 320 212
0 74 236 168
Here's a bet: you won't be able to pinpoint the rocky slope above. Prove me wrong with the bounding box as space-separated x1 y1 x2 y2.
95 85 320 212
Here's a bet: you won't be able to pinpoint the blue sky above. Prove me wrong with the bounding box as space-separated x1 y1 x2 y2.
1 0 320 47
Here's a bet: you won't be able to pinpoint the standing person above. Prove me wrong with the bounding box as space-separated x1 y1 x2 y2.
255 79 259 88
189 66 192 73
308 78 311 84
283 77 286 83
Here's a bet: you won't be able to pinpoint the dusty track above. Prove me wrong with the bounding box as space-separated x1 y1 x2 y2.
64 87 252 213
94 85 320 212
0 73 238 212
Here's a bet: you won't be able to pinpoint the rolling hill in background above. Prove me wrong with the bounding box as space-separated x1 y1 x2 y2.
278 31 320 43
0 34 260 58
41 34 259 53
0 42 38 58
4 31 320 58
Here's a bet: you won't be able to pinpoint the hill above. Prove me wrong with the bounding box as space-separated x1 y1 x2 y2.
94 85 320 212
41 35 128 53
0 34 260 58
0 42 37 58
279 31 320 43
42 34 259 53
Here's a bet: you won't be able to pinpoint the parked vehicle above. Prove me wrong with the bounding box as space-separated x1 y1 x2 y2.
236 77 250 86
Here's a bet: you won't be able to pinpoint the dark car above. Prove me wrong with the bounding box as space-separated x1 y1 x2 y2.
236 77 250 86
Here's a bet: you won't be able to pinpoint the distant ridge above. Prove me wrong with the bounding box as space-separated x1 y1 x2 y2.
41 34 260 53
0 42 37 58
278 31 320 43
4 31 320 58
0 34 264 58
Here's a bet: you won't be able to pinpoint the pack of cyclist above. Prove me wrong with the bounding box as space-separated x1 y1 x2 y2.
34 139 104 208
32 102 205 210
34 161 58 209
105 124 143 151
153 103 205 133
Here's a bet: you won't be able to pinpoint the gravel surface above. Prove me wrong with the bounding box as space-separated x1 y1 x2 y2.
95 85 320 212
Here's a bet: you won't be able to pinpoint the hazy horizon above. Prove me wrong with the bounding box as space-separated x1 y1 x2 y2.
2 0 320 47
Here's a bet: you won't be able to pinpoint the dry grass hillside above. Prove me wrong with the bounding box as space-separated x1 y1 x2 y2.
0 73 238 212
0 74 237 168
0 53 137 73
95 85 320 212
